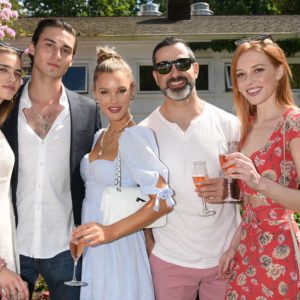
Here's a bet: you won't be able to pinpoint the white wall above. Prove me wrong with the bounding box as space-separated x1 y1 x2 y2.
78 40 237 125
14 38 300 126
75 40 300 125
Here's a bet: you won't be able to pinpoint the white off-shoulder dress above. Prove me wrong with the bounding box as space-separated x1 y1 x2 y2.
80 126 169 300
0 130 19 273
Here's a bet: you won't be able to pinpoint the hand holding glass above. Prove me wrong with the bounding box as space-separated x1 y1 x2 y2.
192 161 216 216
64 227 88 287
218 141 240 203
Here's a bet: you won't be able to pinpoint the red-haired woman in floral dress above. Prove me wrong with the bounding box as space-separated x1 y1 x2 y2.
218 35 300 299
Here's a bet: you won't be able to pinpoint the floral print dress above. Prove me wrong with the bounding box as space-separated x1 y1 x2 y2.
226 108 300 300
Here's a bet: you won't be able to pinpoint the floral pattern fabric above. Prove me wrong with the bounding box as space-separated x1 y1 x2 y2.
226 108 300 300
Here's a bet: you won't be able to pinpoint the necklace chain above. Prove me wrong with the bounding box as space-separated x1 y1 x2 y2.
98 115 133 156
37 111 50 132
27 88 62 136
28 101 62 136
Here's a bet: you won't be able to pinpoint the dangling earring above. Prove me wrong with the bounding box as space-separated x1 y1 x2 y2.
11 93 18 104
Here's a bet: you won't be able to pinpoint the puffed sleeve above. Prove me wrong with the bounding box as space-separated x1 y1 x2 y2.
119 126 175 210
92 129 103 148
285 110 300 144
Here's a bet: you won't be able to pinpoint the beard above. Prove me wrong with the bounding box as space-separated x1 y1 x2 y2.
160 76 195 101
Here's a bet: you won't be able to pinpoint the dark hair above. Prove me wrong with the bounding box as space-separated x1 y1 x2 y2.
29 18 77 67
152 37 195 66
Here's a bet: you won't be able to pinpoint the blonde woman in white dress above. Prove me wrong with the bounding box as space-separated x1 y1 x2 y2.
72 47 175 300
0 43 29 300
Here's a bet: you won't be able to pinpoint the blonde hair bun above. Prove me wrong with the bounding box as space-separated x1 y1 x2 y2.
96 46 122 65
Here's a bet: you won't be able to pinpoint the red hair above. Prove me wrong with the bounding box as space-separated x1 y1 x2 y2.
230 39 296 142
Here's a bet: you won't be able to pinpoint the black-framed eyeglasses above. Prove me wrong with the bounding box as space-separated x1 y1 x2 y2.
234 34 274 46
154 58 195 75
0 41 23 57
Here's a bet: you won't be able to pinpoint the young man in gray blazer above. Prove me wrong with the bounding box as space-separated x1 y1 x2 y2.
2 18 101 300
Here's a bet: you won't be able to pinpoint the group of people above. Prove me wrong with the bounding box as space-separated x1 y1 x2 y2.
0 18 299 300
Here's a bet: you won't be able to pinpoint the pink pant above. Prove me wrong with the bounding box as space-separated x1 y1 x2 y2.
149 254 228 300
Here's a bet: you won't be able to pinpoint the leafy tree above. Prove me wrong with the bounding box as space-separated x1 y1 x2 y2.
274 0 300 14
19 0 300 17
21 0 142 17
10 0 20 9
88 0 136 16
207 0 278 15
155 0 167 14
21 0 168 17
22 0 89 17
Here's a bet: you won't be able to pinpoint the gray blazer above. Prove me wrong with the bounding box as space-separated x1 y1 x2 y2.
2 86 101 225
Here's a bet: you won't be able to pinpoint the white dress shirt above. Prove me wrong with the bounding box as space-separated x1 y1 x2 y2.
17 82 73 258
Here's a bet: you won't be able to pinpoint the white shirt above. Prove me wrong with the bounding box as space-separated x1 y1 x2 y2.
140 102 241 268
17 82 73 258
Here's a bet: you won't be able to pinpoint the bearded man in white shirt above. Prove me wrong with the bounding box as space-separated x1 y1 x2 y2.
140 37 240 300
2 19 101 300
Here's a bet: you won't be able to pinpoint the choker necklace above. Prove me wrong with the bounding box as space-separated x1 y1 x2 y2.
98 115 133 156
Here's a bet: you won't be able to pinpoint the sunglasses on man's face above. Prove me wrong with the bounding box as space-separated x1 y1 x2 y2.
0 41 23 57
154 58 195 75
234 34 274 46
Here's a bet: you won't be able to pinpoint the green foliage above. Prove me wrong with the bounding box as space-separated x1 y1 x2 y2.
21 0 166 17
19 0 300 17
21 0 138 17
22 0 89 17
34 275 48 292
189 38 300 57
190 40 236 53
206 0 300 15
274 0 300 14
207 0 278 15
277 38 300 57
10 0 21 10
156 0 167 14
88 0 136 16
295 213 300 226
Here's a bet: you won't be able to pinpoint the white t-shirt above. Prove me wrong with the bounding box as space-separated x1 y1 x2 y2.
140 101 241 268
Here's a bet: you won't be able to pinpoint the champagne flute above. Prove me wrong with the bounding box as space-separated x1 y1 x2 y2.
64 226 88 287
192 161 216 216
218 141 241 203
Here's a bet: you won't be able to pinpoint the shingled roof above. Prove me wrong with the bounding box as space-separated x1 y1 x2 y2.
15 15 300 41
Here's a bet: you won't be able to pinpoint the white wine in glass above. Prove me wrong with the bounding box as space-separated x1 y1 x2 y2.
192 161 216 217
64 227 88 287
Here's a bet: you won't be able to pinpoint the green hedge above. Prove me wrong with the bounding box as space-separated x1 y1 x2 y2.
295 213 300 226
189 38 300 57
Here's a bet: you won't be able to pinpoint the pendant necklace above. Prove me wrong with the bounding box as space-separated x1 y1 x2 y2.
98 115 133 156
28 89 62 136
37 111 50 132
